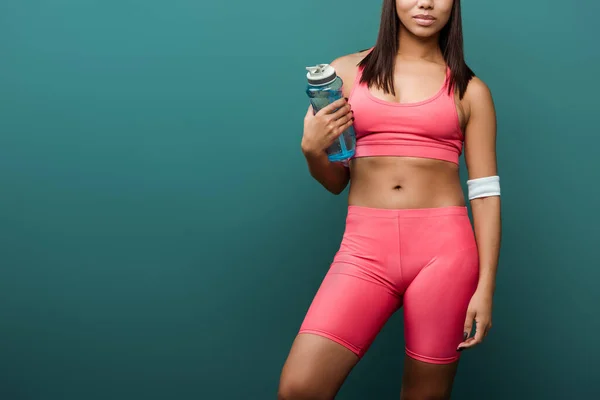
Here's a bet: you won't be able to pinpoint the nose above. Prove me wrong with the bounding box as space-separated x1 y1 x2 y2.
417 0 434 9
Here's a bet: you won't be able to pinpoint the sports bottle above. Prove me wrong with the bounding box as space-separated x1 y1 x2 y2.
305 64 356 163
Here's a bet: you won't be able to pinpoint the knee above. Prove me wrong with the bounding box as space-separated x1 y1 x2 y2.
277 376 324 400
401 394 446 400
401 388 450 400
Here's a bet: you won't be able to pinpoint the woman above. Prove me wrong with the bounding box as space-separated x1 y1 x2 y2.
279 0 501 399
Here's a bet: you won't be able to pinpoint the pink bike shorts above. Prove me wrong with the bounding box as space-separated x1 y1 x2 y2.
299 205 479 364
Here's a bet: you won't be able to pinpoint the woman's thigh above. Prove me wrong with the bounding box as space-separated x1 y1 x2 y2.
278 333 359 400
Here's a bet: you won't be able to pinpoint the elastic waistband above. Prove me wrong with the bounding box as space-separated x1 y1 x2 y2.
354 143 460 166
347 205 468 218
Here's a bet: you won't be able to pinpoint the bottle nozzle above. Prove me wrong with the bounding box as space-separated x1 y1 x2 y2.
306 64 336 85
306 64 329 75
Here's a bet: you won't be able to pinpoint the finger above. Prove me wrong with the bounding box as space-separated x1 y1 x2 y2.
330 103 352 122
460 322 487 350
319 97 348 115
330 118 354 138
324 110 351 136
456 312 475 350
462 311 475 340
328 120 352 141
305 104 315 120
484 321 492 337
332 110 354 130
471 326 486 347
306 104 313 115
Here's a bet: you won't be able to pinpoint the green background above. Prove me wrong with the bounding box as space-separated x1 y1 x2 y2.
1 1 598 399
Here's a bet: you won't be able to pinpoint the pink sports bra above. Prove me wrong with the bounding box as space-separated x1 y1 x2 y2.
348 66 464 165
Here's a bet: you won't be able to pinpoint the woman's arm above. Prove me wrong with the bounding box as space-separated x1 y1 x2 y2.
464 77 501 293
302 148 350 195
300 56 358 195
457 77 502 350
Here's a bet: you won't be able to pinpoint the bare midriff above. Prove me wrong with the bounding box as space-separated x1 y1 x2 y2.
348 156 465 209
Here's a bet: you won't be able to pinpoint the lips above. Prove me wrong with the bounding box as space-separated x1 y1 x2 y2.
413 14 436 20
412 14 436 26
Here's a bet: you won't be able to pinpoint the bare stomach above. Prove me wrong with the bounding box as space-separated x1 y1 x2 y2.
347 156 466 209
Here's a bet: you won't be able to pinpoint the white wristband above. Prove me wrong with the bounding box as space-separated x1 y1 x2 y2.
467 176 500 200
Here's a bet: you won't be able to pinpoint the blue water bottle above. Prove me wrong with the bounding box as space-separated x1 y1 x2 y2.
305 64 356 163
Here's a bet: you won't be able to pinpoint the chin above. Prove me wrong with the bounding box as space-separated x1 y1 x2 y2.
404 24 442 38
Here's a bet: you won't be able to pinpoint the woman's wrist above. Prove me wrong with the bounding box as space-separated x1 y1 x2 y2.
476 274 496 295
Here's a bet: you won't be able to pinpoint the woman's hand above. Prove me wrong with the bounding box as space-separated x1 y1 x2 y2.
301 98 354 157
457 288 494 351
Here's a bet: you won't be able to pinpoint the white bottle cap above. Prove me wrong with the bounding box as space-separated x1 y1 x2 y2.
306 64 337 86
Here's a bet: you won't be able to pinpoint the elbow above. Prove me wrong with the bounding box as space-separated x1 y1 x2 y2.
469 195 501 215
326 182 346 195
470 195 500 206
330 187 345 195
330 177 350 195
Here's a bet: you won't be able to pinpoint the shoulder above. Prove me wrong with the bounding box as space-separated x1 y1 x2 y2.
464 76 494 109
463 76 496 123
330 48 371 74
330 48 372 96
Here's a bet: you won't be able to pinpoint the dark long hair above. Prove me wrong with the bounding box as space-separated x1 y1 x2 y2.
357 0 474 99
